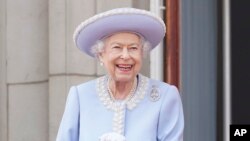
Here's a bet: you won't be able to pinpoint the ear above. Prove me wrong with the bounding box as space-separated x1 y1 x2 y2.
98 52 104 63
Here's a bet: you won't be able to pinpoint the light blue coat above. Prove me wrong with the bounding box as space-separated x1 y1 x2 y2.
56 75 184 141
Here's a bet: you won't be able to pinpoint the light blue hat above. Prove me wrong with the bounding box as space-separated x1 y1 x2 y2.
73 8 166 57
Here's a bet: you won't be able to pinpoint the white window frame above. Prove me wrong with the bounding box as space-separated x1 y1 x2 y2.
223 0 231 141
150 0 165 81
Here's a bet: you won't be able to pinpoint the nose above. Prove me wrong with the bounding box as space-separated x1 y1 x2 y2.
120 48 131 60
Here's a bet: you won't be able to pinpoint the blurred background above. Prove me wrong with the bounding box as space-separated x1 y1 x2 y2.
1 0 249 141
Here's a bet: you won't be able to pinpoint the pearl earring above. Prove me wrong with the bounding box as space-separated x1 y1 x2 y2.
100 62 104 66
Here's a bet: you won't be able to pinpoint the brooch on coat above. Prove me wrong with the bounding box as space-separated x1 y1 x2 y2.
149 85 160 102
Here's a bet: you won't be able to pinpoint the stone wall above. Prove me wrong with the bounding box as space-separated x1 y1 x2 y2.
1 0 49 140
0 0 149 140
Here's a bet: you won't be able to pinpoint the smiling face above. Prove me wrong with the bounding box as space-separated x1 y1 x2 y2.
99 32 143 83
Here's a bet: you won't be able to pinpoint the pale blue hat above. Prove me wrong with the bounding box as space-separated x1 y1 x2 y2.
73 8 166 57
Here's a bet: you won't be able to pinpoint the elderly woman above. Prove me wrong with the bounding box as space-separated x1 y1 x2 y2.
56 8 184 141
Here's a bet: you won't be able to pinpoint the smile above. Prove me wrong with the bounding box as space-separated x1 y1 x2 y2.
116 64 133 71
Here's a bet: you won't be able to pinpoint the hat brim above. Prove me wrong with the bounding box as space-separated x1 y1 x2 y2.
74 10 165 57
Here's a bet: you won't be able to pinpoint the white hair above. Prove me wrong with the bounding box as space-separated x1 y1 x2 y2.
90 34 152 58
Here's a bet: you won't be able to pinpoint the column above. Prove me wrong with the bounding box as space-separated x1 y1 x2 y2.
49 0 96 140
6 0 49 140
0 0 7 140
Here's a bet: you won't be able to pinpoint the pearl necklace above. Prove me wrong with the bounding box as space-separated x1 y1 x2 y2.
97 74 149 135
107 77 137 102
97 74 149 111
107 77 137 135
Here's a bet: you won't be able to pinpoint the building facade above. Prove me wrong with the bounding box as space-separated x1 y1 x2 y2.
0 0 151 141
1 0 238 141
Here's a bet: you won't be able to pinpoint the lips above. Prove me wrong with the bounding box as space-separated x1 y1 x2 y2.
116 64 133 71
